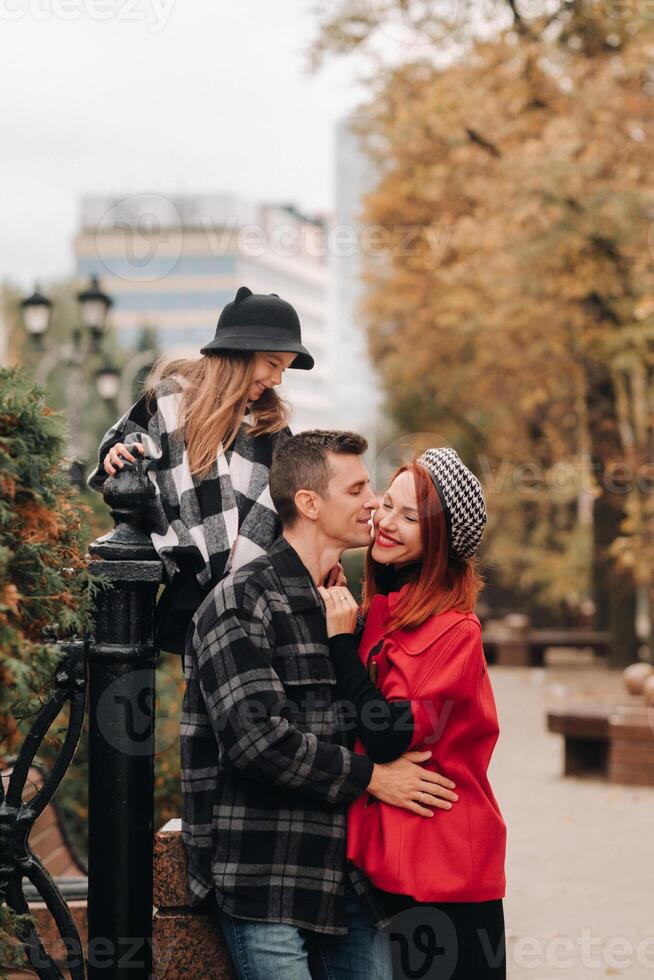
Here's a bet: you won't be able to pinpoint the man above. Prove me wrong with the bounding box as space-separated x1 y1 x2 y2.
181 430 456 979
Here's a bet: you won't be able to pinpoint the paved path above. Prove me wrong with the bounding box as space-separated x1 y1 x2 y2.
488 665 654 979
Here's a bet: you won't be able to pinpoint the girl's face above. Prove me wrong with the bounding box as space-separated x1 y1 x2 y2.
371 470 423 567
248 351 296 402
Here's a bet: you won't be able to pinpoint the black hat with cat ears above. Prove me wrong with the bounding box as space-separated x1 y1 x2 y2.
200 285 314 370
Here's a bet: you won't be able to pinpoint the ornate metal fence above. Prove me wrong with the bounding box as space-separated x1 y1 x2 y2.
0 641 87 979
1 458 163 979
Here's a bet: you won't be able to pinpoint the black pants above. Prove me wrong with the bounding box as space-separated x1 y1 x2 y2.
382 895 506 980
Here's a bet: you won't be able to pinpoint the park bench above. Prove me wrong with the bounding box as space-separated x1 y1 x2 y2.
547 703 654 785
484 615 610 667
546 704 612 776
608 706 654 787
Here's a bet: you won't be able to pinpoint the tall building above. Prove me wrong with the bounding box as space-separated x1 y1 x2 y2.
73 194 331 431
329 116 385 460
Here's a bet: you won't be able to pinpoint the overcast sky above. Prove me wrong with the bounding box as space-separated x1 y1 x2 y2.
0 1 366 289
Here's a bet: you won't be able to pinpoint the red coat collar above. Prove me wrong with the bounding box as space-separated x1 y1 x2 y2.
367 589 480 655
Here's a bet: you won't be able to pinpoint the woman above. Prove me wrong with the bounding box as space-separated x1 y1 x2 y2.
319 447 507 979
88 285 342 653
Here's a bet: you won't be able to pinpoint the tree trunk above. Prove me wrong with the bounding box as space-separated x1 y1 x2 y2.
608 565 639 668
589 376 640 669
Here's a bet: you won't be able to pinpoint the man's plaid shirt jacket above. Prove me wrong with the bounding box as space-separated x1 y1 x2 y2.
181 534 382 935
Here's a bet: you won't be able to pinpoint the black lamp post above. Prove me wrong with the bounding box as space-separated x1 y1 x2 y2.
94 360 121 404
77 274 113 347
20 275 116 479
20 285 53 348
21 274 113 354
19 277 157 477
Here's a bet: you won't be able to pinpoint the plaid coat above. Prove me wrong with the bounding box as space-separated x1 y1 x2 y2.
88 376 291 592
181 534 380 934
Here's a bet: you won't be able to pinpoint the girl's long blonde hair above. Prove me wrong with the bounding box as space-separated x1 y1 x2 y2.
145 352 291 477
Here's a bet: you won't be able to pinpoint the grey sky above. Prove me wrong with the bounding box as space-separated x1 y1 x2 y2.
0 0 366 289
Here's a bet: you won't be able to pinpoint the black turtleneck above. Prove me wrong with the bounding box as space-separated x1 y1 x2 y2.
372 559 421 596
328 564 416 763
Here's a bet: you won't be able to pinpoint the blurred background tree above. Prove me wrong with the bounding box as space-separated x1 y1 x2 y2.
0 311 172 878
0 366 99 958
313 0 654 664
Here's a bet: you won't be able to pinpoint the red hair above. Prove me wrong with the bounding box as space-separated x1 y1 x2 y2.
361 462 485 632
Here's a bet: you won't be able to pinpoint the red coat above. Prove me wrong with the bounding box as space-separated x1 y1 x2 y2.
347 587 507 902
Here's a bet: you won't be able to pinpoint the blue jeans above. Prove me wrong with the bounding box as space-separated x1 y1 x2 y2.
215 886 392 980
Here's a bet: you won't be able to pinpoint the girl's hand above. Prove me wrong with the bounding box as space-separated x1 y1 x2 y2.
324 561 347 587
318 585 359 637
103 442 145 476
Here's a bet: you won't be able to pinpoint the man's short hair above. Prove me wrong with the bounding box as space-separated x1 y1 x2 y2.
270 429 368 528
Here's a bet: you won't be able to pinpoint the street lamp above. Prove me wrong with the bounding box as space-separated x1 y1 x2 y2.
95 350 157 408
19 277 157 484
77 274 113 343
21 285 53 343
20 274 113 348
20 274 116 481
95 360 121 402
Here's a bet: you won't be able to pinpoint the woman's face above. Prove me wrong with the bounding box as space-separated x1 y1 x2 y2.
248 351 297 402
371 470 423 567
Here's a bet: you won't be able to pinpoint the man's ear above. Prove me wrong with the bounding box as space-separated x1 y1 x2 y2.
294 489 319 522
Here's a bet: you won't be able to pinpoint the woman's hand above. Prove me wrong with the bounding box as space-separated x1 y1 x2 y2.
103 442 145 476
318 585 359 637
367 751 458 817
324 561 347 588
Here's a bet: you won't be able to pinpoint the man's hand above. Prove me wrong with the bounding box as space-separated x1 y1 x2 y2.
366 751 458 817
318 585 358 637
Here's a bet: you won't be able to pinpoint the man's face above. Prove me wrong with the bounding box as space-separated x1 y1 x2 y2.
313 452 380 550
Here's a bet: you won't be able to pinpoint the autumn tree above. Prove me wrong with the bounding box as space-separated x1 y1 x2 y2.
314 1 654 662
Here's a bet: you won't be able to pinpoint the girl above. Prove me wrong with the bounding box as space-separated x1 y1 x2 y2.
89 285 343 653
319 447 507 979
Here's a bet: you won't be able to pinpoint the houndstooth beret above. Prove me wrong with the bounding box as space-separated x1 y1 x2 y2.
416 447 487 559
